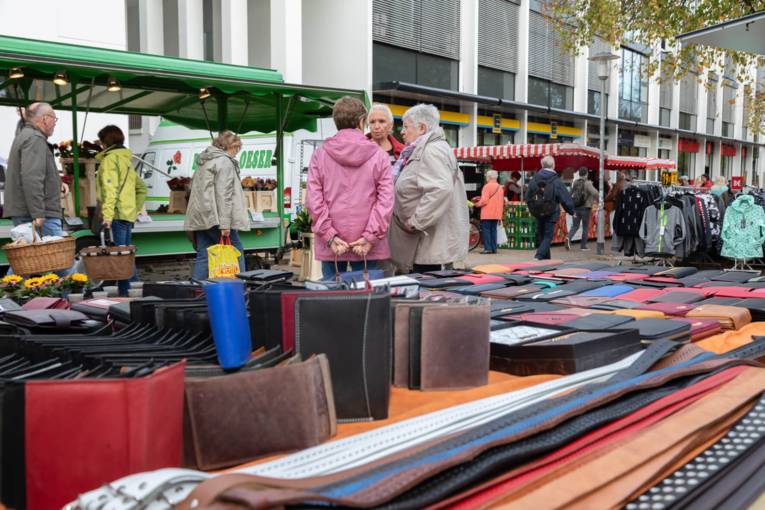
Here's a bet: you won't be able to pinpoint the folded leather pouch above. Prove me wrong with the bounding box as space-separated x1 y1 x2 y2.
563 314 635 331
21 296 69 311
417 278 468 289
453 282 508 296
590 299 643 311
294 291 391 421
685 304 752 330
580 284 635 298
2 309 94 330
183 354 336 470
613 317 692 342
674 318 722 342
490 329 643 376
654 266 698 278
479 284 542 299
648 290 707 304
710 270 759 283
636 302 695 316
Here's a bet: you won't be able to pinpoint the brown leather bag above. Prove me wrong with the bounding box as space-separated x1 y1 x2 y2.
685 304 752 330
183 354 336 470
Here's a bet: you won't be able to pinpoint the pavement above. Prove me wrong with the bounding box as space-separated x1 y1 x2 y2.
461 241 615 269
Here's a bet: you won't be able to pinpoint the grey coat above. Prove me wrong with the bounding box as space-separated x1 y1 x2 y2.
639 203 687 256
389 128 469 269
184 146 250 232
4 123 62 219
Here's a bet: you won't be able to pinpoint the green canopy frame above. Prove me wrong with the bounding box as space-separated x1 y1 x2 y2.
0 34 367 247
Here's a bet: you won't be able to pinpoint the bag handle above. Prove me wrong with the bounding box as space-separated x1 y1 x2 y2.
219 234 232 246
30 223 40 244
334 254 371 290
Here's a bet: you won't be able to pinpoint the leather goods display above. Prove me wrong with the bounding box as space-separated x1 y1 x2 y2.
184 355 336 470
647 290 707 304
490 329 642 376
638 276 686 287
72 297 132 320
539 280 608 293
503 312 584 326
470 264 512 274
424 269 470 278
294 291 391 421
610 309 666 320
613 317 692 342
707 286 754 298
710 270 759 283
590 299 643 311
490 322 571 348
685 304 752 330
563 313 635 331
2 309 99 332
618 265 667 275
549 296 611 307
20 361 186 510
605 273 650 282
635 302 695 316
351 276 419 298
516 288 577 302
453 282 508 296
235 268 293 283
417 278 468 289
20 297 69 310
617 288 664 302
580 284 635 298
555 261 611 270
676 270 725 287
393 301 490 390
576 270 618 280
479 284 542 300
248 283 299 351
730 298 765 321
674 318 722 342
696 297 743 307
142 280 204 299
654 266 698 278
493 274 532 285
550 268 592 278
0 299 21 314
455 274 506 285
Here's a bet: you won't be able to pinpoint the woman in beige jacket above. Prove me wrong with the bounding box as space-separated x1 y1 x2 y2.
389 104 469 273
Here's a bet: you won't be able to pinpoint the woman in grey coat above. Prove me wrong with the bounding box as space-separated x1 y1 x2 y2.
389 104 469 273
184 131 250 279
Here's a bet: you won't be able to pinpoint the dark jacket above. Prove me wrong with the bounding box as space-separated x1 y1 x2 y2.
525 169 574 220
4 122 61 219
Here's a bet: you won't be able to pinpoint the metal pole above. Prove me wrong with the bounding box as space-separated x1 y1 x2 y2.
596 76 606 255
71 79 80 217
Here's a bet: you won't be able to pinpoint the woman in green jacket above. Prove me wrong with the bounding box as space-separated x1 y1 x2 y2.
95 125 148 296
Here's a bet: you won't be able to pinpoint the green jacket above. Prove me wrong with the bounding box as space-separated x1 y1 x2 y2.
95 146 148 223
721 195 765 260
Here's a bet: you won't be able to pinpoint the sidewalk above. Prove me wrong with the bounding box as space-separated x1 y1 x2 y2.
462 242 615 269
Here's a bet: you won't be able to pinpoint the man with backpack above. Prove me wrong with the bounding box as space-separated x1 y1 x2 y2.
525 155 575 260
567 167 600 251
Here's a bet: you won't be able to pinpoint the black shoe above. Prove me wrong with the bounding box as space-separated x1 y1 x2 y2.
480 250 492 254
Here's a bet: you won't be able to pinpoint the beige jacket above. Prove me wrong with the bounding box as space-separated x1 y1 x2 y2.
389 128 469 270
184 146 250 232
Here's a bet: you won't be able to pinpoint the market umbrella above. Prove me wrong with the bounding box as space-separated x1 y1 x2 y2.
454 143 602 172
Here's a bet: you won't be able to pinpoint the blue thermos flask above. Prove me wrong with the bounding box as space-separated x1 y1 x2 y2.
204 279 251 370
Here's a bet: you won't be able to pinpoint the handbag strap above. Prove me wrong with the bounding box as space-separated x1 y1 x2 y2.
334 254 371 289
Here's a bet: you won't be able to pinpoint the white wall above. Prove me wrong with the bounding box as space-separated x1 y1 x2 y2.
301 0 371 91
0 0 129 160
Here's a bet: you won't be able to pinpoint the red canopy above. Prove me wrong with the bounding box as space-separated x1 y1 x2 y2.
454 143 601 172
604 155 676 171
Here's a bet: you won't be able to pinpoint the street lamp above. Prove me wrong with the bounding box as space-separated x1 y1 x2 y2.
588 50 619 256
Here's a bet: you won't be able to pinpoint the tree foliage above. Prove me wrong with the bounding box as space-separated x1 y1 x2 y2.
542 0 765 135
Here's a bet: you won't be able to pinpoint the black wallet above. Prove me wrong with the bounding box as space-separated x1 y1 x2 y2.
613 318 691 343
236 269 294 283
563 314 635 331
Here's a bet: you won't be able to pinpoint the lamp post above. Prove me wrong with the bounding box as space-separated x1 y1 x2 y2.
588 51 619 256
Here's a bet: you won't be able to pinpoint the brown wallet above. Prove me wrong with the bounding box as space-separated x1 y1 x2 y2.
183 354 337 470
393 301 490 390
685 304 752 330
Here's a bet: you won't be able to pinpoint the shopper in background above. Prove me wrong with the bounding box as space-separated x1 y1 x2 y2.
473 170 505 254
389 104 469 273
95 125 148 296
567 167 599 251
504 171 522 202
366 104 404 167
605 171 627 213
306 97 394 280
698 174 713 189
4 102 66 237
679 175 691 186
526 155 574 260
710 176 732 206
185 131 249 280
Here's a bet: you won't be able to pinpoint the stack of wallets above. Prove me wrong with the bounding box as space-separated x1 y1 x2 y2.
490 328 642 376
393 299 490 390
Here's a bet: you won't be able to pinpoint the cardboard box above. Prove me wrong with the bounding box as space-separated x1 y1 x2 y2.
168 190 188 214
255 190 276 212
61 193 76 218
78 178 91 216
244 190 257 212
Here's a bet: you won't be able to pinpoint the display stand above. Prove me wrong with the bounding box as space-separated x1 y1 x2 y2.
726 259 759 272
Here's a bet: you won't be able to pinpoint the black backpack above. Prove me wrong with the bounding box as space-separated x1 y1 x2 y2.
571 179 586 208
527 179 558 219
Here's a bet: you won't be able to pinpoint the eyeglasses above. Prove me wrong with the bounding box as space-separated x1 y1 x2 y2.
45 114 59 123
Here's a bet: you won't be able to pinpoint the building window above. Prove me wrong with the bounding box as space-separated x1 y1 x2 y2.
658 148 670 160
373 0 461 60
529 77 573 110
618 47 648 123
588 90 608 116
722 122 733 138
678 151 696 177
721 155 733 178
478 0 520 75
373 42 458 90
477 129 514 146
679 112 696 131
125 0 140 52
586 124 608 149
162 0 179 57
659 108 671 127
477 66 515 100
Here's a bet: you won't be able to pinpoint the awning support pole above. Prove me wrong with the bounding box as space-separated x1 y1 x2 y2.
71 79 80 217
276 94 285 246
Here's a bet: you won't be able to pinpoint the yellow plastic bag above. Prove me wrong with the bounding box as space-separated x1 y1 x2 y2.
207 237 241 279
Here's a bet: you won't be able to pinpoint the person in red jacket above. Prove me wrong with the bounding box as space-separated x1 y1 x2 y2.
366 104 404 166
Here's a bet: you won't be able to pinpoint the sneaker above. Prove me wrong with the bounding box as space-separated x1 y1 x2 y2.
580 247 590 251
565 238 571 250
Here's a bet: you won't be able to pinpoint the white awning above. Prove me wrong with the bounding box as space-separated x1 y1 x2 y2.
676 11 765 54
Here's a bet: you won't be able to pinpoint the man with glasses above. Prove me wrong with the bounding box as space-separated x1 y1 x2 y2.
4 102 67 237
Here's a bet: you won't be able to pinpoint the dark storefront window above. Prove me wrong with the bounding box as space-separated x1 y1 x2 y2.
477 66 515 100
529 77 573 110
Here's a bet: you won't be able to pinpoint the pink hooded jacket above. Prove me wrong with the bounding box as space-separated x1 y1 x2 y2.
306 129 394 262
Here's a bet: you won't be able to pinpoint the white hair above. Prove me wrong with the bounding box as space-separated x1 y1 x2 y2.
402 104 440 132
368 103 394 124
486 170 498 180
25 102 53 121
541 155 555 170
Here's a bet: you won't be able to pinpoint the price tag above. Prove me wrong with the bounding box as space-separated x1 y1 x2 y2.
249 211 265 222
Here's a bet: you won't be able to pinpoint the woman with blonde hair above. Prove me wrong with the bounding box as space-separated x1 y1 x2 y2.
185 130 249 279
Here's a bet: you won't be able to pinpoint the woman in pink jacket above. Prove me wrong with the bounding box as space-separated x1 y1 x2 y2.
306 97 394 280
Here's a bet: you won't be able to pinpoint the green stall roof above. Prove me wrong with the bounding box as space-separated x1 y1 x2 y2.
0 35 366 133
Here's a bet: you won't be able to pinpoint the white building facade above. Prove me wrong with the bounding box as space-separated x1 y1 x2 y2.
1 0 762 184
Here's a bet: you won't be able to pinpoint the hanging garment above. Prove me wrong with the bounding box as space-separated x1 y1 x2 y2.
721 194 765 260
639 202 687 257
614 186 651 238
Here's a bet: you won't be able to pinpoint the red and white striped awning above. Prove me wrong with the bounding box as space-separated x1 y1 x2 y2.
604 155 676 171
454 143 601 161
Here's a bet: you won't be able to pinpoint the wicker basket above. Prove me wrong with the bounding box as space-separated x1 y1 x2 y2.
3 227 76 275
80 244 137 280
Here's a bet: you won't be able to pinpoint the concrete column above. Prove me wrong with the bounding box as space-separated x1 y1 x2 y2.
606 124 618 154
138 0 164 55
458 0 478 146
517 111 528 144
648 131 659 158
732 143 742 177
515 0 529 103
573 48 588 113
221 0 248 64
715 82 724 137
670 79 680 129
646 45 661 126
271 0 302 82
179 0 204 59
460 103 478 146
734 84 745 140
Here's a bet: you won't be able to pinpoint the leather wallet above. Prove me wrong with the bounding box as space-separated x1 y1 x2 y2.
552 280 609 293
613 317 692 342
72 297 132 320
550 296 611 307
236 269 293 283
635 302 695 316
480 284 543 300
555 261 610 270
611 309 666 320
653 266 697 278
3 309 93 330
490 329 642 376
710 271 759 283
730 298 765 321
707 287 755 299
294 291 391 421
590 299 644 311
563 313 634 331
490 322 570 350
21 297 69 311
516 288 576 302
142 281 204 299
453 283 508 296
696 297 744 307
605 273 650 282
618 265 667 275
471 264 513 274
685 304 752 330
424 269 470 278
504 312 584 326
0 299 21 314
183 355 336 470
580 284 635 298
417 278 468 289
455 274 506 285
617 288 664 302
674 318 722 342
248 283 300 351
393 301 490 390
647 291 706 304
550 268 592 278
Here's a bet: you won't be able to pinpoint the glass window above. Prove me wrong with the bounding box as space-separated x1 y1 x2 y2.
706 118 715 134
619 47 648 122
721 155 733 178
162 0 179 57
372 43 458 90
529 77 572 109
478 128 514 146
477 66 515 100
588 90 608 116
679 112 696 131
658 149 670 159
442 125 459 147
722 122 733 138
678 151 696 177
659 108 671 127
417 52 459 90
528 77 549 107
